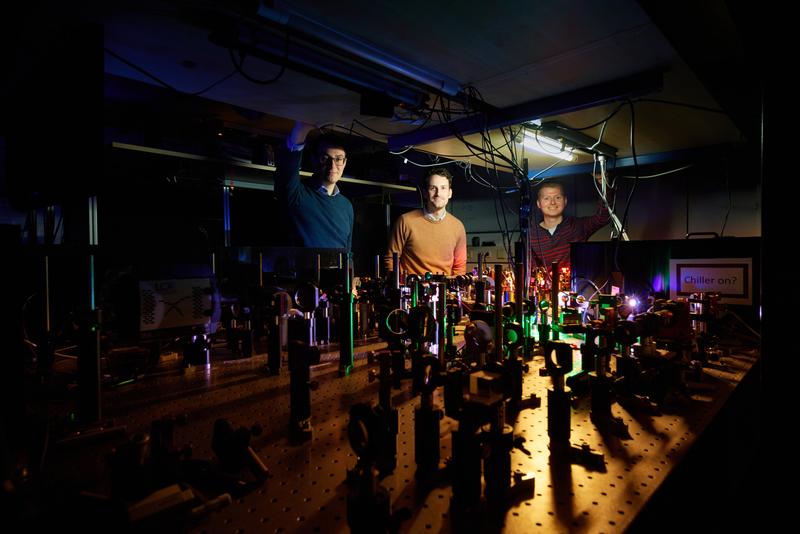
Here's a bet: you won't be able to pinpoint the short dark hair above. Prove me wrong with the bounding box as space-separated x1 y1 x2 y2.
537 180 566 199
421 167 453 190
312 133 347 156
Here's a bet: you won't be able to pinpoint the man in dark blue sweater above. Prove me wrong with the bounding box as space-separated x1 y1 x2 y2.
275 122 354 250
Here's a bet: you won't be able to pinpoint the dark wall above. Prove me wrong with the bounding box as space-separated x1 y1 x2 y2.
100 152 223 255
4 21 104 211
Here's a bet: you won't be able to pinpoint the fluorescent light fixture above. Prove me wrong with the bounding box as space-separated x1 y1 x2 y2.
540 121 618 158
520 129 576 161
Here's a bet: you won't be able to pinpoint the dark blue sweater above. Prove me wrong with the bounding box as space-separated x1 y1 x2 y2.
275 149 353 250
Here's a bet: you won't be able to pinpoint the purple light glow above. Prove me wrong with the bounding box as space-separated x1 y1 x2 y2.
651 273 665 293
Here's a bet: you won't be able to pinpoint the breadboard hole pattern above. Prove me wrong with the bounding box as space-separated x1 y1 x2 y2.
99 338 753 533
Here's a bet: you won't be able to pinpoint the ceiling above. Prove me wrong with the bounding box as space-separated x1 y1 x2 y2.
6 0 761 182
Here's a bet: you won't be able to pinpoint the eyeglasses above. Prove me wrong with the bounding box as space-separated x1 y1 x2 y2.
320 155 347 165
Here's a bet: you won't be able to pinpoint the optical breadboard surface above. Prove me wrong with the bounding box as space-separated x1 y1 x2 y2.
98 336 757 533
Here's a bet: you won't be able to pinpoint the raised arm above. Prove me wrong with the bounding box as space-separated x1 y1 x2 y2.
275 121 315 206
287 121 315 150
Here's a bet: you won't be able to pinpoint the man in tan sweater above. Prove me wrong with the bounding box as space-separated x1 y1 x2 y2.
386 167 467 276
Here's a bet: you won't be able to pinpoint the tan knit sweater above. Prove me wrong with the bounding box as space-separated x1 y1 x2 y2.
385 209 467 276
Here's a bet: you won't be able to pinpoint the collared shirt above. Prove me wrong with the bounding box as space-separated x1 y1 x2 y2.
530 202 610 268
317 184 341 197
423 209 447 222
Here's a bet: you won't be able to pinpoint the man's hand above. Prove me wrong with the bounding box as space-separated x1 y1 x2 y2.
288 121 316 147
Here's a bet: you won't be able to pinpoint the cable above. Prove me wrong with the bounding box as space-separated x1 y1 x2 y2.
104 47 239 96
635 98 727 115
720 158 732 237
446 128 518 171
575 277 606 300
319 121 385 144
574 277 607 320
618 99 640 239
442 87 523 270
400 93 441 133
532 128 569 156
610 99 640 273
527 160 564 186
588 117 610 154
722 309 761 339
351 118 400 137
227 30 289 85
570 102 627 131
434 104 522 174
338 93 454 141
685 173 690 237
477 119 517 264
467 164 501 190
619 164 694 179
397 156 463 168
592 155 625 239
488 135 514 262
53 213 63 244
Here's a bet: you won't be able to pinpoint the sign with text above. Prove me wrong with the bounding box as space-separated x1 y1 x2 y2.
669 258 752 305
